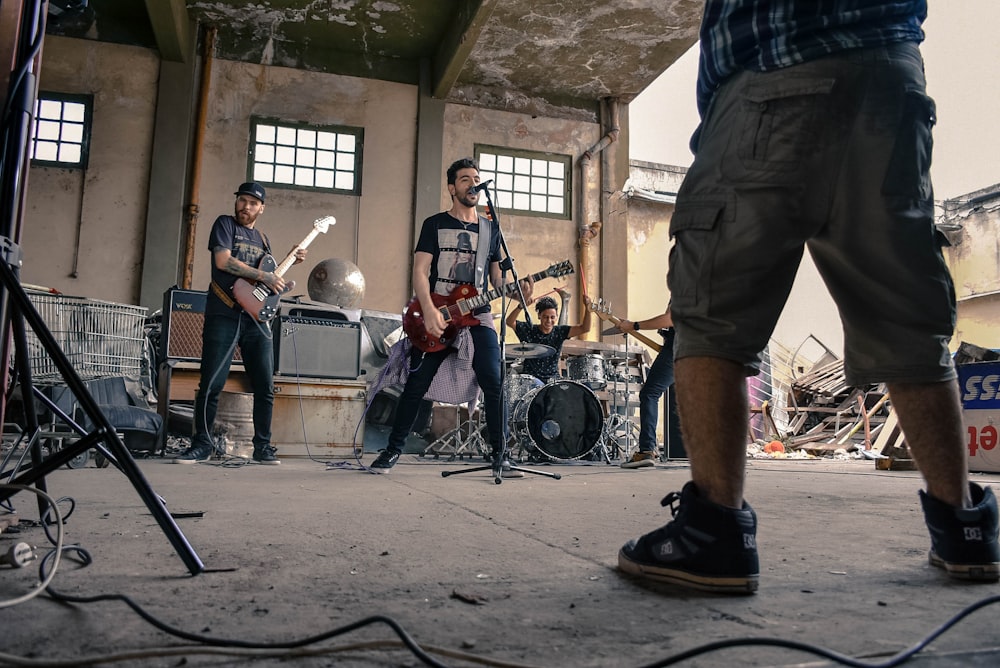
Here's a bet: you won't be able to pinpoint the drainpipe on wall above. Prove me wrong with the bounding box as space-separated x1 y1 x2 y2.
577 97 619 339
181 26 216 290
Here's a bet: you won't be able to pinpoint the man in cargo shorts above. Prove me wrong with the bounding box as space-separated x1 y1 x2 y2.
618 1 999 593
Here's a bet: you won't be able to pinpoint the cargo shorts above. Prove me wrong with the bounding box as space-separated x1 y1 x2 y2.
668 41 957 386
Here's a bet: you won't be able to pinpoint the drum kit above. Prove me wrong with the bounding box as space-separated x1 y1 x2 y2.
424 343 638 463
423 341 642 464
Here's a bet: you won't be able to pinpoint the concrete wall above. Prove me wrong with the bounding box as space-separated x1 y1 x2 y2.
23 37 159 305
24 37 606 324
191 59 418 315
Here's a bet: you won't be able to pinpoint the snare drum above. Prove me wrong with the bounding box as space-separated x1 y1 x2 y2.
511 380 604 461
566 354 607 390
504 373 543 409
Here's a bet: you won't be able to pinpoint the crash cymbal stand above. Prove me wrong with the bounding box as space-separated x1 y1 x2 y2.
422 400 490 461
601 337 640 462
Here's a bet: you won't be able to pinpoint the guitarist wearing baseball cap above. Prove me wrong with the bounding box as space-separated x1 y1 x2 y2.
173 181 307 466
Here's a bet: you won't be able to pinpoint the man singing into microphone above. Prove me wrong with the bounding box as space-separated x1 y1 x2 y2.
369 158 532 474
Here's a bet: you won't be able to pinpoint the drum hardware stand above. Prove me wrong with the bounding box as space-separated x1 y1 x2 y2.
440 182 559 484
601 336 640 462
422 401 489 460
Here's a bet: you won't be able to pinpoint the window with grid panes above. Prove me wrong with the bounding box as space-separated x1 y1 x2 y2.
475 147 571 219
31 92 92 169
249 117 363 195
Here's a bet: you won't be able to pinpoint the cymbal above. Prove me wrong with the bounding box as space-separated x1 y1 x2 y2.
601 326 623 337
505 343 555 359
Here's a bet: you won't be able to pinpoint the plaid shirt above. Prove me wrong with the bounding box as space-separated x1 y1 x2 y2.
696 0 927 117
372 326 483 407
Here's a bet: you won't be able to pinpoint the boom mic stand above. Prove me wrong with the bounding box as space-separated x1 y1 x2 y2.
441 183 559 484
0 0 203 574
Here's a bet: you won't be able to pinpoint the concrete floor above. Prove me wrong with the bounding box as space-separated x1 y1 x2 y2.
2 452 1000 667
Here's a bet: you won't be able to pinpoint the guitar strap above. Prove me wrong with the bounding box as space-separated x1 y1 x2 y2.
210 227 269 312
474 214 491 293
210 279 237 309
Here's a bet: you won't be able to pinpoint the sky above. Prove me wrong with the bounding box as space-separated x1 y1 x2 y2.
629 2 1000 201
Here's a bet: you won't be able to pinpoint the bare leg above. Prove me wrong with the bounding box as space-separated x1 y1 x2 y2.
887 380 971 508
674 356 748 509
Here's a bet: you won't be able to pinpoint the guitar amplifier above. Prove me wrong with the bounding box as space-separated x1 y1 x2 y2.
160 287 242 363
272 316 360 379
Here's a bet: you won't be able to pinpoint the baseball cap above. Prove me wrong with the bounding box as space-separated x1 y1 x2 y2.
234 181 266 202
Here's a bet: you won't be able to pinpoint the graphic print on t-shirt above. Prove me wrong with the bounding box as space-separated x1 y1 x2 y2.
436 227 478 296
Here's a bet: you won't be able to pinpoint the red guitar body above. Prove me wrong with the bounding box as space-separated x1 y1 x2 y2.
402 285 482 353
401 260 575 353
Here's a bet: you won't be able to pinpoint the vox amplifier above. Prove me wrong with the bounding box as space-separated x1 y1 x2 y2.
160 287 242 363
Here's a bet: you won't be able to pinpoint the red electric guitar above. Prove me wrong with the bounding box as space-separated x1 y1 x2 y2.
403 260 574 353
232 215 335 322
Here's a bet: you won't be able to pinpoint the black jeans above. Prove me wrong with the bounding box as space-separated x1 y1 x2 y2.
191 312 274 450
387 325 503 453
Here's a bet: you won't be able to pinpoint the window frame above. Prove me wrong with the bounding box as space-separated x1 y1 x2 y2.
247 116 364 196
474 145 572 220
30 91 93 170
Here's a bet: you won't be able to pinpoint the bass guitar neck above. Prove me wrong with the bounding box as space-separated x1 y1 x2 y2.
587 299 662 353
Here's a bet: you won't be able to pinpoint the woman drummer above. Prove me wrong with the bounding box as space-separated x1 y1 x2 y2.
505 289 592 383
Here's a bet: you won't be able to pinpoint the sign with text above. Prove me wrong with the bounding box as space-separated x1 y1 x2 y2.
959 361 1000 473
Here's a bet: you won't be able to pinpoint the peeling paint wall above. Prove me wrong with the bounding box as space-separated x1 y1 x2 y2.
24 37 159 304
942 188 1000 349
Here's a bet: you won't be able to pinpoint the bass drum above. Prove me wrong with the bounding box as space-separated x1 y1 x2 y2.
512 380 604 461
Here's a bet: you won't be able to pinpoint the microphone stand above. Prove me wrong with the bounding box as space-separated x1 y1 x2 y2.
441 184 559 484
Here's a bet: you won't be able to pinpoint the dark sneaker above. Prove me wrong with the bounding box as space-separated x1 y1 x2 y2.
370 449 401 470
622 450 657 469
172 443 214 464
920 482 999 582
618 481 759 594
252 445 281 465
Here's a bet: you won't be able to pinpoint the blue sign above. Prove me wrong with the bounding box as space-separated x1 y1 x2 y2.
958 361 1000 410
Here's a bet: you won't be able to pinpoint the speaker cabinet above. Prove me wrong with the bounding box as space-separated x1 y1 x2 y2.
272 316 360 379
161 288 242 363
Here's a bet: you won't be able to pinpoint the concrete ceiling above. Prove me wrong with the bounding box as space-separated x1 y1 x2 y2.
46 0 702 122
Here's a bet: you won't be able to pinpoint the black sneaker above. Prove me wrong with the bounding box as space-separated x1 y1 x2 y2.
252 445 281 465
618 481 759 594
172 443 214 464
370 449 401 470
920 482 999 582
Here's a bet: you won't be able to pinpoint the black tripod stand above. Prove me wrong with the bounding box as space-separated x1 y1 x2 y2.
441 183 559 484
0 0 202 574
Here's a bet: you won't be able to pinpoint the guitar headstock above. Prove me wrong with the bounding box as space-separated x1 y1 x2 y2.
587 297 613 315
314 216 336 233
545 260 574 278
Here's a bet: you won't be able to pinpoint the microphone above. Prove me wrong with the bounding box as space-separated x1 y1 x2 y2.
469 179 493 194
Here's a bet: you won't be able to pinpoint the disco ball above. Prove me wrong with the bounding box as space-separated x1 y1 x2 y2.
307 257 366 307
